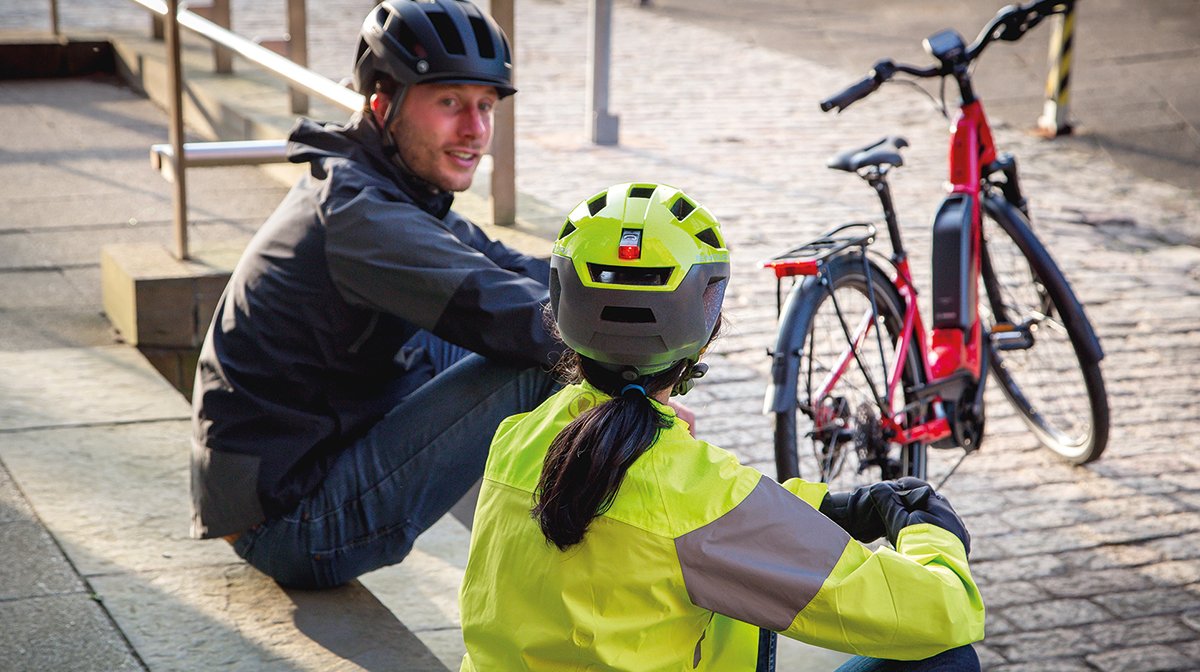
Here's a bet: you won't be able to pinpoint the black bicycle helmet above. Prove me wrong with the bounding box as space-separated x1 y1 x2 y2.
353 0 515 99
550 183 730 377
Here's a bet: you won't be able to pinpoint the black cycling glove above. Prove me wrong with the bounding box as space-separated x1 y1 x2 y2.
819 486 887 544
868 476 971 555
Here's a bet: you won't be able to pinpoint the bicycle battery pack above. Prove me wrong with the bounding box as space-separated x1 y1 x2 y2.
931 194 975 330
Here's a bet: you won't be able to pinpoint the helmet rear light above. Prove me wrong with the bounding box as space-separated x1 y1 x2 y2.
618 228 642 260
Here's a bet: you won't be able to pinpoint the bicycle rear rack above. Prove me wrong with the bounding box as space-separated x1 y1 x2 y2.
762 222 877 315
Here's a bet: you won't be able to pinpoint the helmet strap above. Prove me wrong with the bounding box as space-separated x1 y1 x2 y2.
374 86 445 194
671 360 708 397
374 84 408 157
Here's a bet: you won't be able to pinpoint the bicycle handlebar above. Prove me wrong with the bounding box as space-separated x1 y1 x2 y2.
820 0 1074 113
819 60 939 113
819 72 881 113
966 0 1073 59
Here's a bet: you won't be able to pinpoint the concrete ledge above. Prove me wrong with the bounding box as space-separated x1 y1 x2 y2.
100 242 236 349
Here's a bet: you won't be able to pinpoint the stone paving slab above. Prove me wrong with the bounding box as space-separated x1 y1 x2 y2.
0 346 186 430
0 519 87 600
0 418 232 576
90 565 445 672
0 457 142 671
0 305 116 352
0 592 144 672
359 516 473 670
0 345 452 671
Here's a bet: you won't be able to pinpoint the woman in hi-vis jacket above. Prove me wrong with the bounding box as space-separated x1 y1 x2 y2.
459 183 985 671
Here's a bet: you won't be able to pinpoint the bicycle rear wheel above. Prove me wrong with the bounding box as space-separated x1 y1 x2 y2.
980 198 1109 463
773 253 926 488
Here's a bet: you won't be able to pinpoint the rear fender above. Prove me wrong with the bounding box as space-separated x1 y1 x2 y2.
763 273 823 415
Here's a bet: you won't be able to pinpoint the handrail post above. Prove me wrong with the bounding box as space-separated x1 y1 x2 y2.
211 0 233 74
165 0 190 260
1038 0 1075 137
287 0 310 115
49 0 60 37
490 0 516 226
586 0 619 145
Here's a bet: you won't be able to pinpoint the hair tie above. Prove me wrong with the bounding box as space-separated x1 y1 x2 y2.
619 384 647 398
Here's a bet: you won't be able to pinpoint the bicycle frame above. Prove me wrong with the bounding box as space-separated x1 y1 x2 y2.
928 99 997 383
883 255 950 446
765 99 1002 451
865 99 1000 447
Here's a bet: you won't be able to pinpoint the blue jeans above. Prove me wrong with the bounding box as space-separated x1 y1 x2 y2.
233 333 557 588
835 646 980 672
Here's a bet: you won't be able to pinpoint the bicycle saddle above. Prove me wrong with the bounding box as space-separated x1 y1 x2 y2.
827 136 909 172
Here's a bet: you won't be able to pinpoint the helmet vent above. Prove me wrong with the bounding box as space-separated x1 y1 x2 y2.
558 220 577 239
670 197 696 220
588 263 672 286
628 186 655 199
601 306 656 324
389 18 425 59
427 11 467 55
469 17 496 58
695 227 722 249
587 194 607 216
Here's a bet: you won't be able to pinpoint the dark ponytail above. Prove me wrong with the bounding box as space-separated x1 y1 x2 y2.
531 357 687 551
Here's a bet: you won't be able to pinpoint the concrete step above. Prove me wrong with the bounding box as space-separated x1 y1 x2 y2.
0 345 454 671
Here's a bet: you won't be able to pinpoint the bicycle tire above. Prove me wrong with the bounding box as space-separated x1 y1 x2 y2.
772 253 927 487
980 196 1110 464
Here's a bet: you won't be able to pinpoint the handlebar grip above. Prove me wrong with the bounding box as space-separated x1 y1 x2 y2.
819 74 880 113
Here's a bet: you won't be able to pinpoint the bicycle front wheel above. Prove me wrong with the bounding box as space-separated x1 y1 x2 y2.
980 197 1109 463
773 253 926 488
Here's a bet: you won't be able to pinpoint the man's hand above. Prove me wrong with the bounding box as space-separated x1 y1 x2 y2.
668 401 697 437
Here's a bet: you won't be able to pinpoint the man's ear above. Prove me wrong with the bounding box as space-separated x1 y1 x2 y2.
369 93 388 128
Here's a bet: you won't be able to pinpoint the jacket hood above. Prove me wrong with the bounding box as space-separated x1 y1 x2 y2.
285 112 454 218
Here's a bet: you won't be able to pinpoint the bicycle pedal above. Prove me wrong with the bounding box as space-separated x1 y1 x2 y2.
991 328 1034 351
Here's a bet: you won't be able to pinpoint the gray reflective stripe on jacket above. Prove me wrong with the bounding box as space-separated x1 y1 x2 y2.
676 476 851 631
190 112 560 538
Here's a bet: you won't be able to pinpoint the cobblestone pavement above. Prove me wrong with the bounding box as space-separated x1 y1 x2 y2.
9 1 1200 669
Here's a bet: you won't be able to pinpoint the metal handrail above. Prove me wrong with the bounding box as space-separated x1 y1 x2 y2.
129 0 363 112
150 139 288 174
47 0 515 259
131 0 364 259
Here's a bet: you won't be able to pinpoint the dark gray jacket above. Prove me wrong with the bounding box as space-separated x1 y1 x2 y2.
191 113 558 539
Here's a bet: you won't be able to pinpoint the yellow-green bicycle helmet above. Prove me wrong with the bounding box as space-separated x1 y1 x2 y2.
549 183 730 376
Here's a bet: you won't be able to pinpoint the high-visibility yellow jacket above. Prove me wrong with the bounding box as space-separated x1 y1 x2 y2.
459 383 984 671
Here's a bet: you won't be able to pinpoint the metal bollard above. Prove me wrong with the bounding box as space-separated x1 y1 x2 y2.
1038 0 1075 137
587 0 620 146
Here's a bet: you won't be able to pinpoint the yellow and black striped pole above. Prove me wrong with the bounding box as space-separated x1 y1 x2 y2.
1038 1 1076 137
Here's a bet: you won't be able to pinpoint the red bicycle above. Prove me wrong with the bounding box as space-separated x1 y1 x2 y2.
762 0 1109 489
